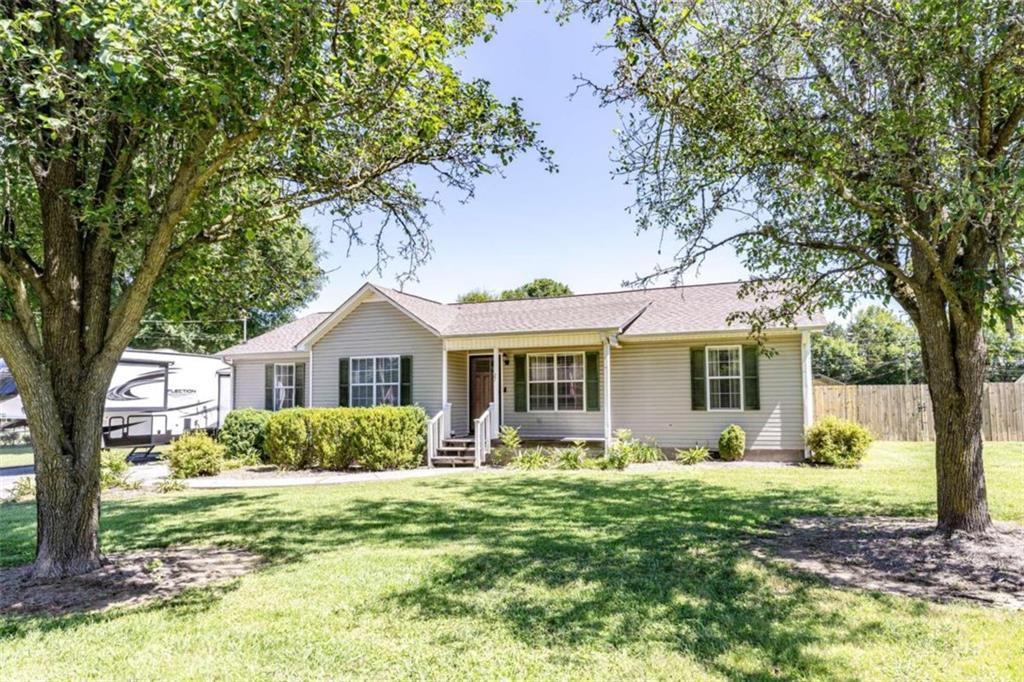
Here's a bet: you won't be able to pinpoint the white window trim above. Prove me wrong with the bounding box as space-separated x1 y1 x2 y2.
349 355 402 407
273 363 296 411
706 345 744 412
526 352 587 413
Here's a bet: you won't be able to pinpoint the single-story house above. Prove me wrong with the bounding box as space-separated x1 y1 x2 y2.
218 281 826 463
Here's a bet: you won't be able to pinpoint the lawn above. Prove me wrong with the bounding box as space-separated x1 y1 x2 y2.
0 446 34 469
1 442 1022 681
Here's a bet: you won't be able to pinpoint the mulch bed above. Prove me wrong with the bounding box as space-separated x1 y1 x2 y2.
0 546 261 617
750 516 1024 609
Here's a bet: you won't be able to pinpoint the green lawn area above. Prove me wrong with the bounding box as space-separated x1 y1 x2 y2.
1 442 1022 680
0 446 34 469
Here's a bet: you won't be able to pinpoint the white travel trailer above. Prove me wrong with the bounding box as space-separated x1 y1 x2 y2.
0 349 231 451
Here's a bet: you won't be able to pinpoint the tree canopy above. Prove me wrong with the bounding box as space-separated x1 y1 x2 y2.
0 0 548 577
567 0 1024 533
457 277 574 302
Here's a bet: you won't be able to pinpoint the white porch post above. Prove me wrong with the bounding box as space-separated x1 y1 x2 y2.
441 340 450 435
603 337 613 452
801 330 814 459
491 347 500 438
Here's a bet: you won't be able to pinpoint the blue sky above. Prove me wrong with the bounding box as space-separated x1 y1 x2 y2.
301 2 748 313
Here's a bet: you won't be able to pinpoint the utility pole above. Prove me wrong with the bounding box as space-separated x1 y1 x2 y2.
241 311 248 342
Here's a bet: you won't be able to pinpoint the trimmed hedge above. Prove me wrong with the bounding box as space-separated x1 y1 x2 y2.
264 406 427 471
168 432 225 478
219 408 271 461
805 416 872 467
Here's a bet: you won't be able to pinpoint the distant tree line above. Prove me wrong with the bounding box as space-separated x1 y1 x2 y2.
814 306 1024 384
457 278 573 302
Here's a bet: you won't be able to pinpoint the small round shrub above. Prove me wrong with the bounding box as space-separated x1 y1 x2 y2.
265 409 313 469
167 432 224 478
718 424 746 461
219 408 271 461
805 416 872 467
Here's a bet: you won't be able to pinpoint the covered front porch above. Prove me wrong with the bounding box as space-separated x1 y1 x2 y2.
426 333 615 467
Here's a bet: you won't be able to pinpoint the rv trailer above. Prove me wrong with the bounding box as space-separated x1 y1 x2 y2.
0 349 231 450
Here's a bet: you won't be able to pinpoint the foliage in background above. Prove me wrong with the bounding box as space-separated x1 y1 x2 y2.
99 450 131 490
457 278 573 303
718 425 746 462
218 409 272 463
134 224 324 353
816 306 1023 384
806 417 873 468
167 432 225 479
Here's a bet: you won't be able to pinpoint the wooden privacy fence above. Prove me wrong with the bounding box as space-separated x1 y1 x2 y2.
813 383 1024 441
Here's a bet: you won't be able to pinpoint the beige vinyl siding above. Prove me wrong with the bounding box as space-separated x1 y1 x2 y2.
310 301 443 413
447 351 468 434
231 354 309 410
501 346 604 439
611 335 804 449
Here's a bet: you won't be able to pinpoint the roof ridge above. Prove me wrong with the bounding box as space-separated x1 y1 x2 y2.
452 279 748 306
374 285 447 306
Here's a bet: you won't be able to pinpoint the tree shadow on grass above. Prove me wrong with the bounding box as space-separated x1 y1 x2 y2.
1 473 936 679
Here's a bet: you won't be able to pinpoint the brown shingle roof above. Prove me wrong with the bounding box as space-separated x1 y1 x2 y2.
220 281 826 356
217 312 329 357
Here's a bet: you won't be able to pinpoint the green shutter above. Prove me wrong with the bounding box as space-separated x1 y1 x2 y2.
295 362 306 407
742 345 760 410
338 358 350 406
690 347 706 411
513 354 526 412
265 364 275 410
585 351 600 411
400 356 413 405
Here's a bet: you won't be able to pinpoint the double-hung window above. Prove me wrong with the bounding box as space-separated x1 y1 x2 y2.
350 356 400 407
273 363 296 410
528 353 585 411
706 346 743 410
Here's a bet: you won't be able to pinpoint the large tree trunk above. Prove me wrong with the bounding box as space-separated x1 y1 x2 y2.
21 359 115 578
916 295 992 535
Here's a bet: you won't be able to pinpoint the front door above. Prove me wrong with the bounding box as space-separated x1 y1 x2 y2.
468 355 494 433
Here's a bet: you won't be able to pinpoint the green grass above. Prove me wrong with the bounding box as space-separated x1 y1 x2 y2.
0 446 34 469
1 442 1022 680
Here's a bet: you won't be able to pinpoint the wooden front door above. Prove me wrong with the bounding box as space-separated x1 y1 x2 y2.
468 355 494 432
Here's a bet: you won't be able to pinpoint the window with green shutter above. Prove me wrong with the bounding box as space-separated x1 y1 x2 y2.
742 345 759 410
690 347 706 411
513 355 526 412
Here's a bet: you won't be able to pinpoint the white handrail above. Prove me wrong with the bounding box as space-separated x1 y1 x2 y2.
427 410 444 468
473 404 493 467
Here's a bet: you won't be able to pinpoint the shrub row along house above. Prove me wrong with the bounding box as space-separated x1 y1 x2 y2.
217 282 826 464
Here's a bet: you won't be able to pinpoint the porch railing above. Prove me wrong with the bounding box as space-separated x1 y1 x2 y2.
426 409 445 468
473 402 494 467
442 401 452 437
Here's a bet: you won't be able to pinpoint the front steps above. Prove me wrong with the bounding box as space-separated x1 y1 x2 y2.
432 437 481 466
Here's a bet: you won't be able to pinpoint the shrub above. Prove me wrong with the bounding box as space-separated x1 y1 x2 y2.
510 447 549 470
265 409 314 469
167 432 225 478
552 440 589 469
805 416 872 468
599 447 632 470
100 449 130 489
219 409 271 461
6 476 35 502
310 409 355 470
156 478 186 493
345 406 426 471
609 428 663 464
676 446 711 465
718 424 746 461
492 425 523 465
